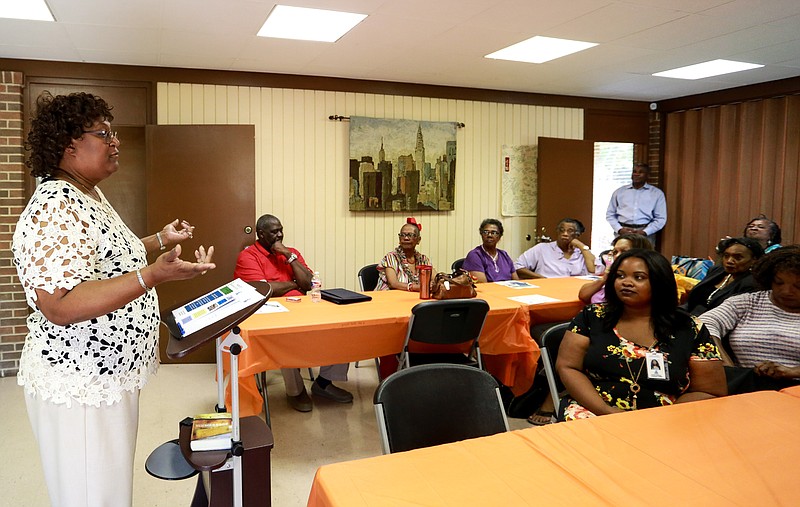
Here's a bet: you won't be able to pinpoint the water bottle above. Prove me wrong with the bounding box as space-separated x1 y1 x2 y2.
310 271 322 303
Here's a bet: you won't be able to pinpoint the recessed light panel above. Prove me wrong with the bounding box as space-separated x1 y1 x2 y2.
653 59 764 80
257 5 367 42
485 36 597 64
0 0 54 21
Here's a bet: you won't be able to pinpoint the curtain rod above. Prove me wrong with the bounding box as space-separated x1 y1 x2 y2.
328 115 465 128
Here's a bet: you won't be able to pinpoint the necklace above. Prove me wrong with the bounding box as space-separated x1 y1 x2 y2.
55 169 100 201
624 356 647 410
395 246 421 284
481 245 500 273
706 274 732 304
617 332 658 410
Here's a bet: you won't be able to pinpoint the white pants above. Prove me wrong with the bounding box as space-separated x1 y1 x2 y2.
281 364 349 396
25 389 140 507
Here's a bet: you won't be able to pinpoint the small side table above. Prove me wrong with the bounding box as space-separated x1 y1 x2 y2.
178 416 274 506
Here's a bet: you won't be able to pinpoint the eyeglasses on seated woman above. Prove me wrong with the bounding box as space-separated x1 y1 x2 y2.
374 217 433 292
743 214 782 254
460 218 518 283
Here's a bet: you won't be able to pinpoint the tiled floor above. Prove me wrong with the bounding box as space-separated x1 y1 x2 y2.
1 362 528 506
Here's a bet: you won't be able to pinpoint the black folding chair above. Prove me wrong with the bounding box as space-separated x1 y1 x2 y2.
356 263 381 373
374 363 509 453
397 299 489 371
357 263 380 291
539 322 570 412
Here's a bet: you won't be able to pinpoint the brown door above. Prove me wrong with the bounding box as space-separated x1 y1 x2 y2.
537 137 595 241
147 125 256 364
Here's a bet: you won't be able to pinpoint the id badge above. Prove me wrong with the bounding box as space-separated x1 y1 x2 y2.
645 351 668 380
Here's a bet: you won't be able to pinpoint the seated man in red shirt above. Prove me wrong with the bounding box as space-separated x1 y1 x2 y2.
234 214 351 412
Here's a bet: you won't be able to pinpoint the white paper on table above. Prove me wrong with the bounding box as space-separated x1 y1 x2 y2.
575 275 601 280
254 301 289 314
508 294 561 305
493 280 540 289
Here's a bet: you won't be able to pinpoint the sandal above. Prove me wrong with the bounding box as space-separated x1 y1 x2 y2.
527 409 555 426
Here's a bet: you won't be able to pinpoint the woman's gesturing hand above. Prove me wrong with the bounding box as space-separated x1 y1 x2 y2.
160 219 195 246
194 245 215 275
151 244 216 284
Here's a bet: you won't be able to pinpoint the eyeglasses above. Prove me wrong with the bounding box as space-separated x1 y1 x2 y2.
83 129 118 145
398 232 418 239
480 230 500 236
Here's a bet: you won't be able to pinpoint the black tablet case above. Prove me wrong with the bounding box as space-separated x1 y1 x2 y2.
320 288 373 305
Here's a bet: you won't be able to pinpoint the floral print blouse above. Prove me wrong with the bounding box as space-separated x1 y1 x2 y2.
563 304 720 421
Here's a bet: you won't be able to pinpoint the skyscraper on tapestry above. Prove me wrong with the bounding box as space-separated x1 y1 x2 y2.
348 117 458 211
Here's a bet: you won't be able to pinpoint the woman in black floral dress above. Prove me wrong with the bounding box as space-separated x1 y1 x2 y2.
557 250 727 420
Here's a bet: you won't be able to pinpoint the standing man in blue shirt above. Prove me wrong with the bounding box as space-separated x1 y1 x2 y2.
606 162 667 246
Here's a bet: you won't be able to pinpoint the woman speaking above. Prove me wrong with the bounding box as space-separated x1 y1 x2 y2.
12 92 215 506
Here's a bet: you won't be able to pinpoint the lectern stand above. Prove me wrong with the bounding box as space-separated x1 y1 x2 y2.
159 281 274 507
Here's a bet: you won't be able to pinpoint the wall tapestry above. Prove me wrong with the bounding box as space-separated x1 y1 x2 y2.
349 116 457 211
501 144 537 216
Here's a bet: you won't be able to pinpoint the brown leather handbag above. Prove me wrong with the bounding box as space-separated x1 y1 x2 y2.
430 269 477 300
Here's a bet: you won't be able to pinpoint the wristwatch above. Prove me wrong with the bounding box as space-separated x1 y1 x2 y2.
286 253 298 264
582 245 590 251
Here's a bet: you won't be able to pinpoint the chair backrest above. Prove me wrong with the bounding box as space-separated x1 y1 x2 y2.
357 263 380 291
539 321 570 411
373 363 509 454
398 299 489 369
451 258 465 272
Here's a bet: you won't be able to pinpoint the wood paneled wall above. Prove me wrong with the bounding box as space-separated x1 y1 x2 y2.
661 95 800 259
157 83 583 290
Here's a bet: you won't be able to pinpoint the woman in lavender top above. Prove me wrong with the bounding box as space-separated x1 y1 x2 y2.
462 218 518 283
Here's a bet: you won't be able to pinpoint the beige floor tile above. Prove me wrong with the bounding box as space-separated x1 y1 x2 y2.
1 361 529 506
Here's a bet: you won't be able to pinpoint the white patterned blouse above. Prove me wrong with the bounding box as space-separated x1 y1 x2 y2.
12 180 159 408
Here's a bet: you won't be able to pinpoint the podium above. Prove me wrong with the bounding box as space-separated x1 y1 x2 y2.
150 281 274 507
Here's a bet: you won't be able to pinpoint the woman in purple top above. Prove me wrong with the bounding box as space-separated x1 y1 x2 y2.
462 218 518 283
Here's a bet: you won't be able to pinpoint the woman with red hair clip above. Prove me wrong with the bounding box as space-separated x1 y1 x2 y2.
375 217 434 292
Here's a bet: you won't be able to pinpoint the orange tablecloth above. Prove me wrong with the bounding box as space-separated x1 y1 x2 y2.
476 276 588 325
226 290 542 416
780 385 800 398
307 391 800 506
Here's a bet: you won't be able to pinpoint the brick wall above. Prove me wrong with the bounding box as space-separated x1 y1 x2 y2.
647 111 662 182
0 71 26 377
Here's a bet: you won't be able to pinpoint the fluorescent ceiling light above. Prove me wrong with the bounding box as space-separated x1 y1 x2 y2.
258 5 367 42
0 0 54 21
653 59 764 80
485 36 597 64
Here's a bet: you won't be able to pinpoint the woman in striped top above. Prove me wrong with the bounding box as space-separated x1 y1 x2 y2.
699 246 800 390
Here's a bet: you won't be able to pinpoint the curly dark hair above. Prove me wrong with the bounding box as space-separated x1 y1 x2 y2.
751 245 800 289
479 218 504 236
24 91 114 178
603 249 688 342
743 214 782 246
715 237 764 259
